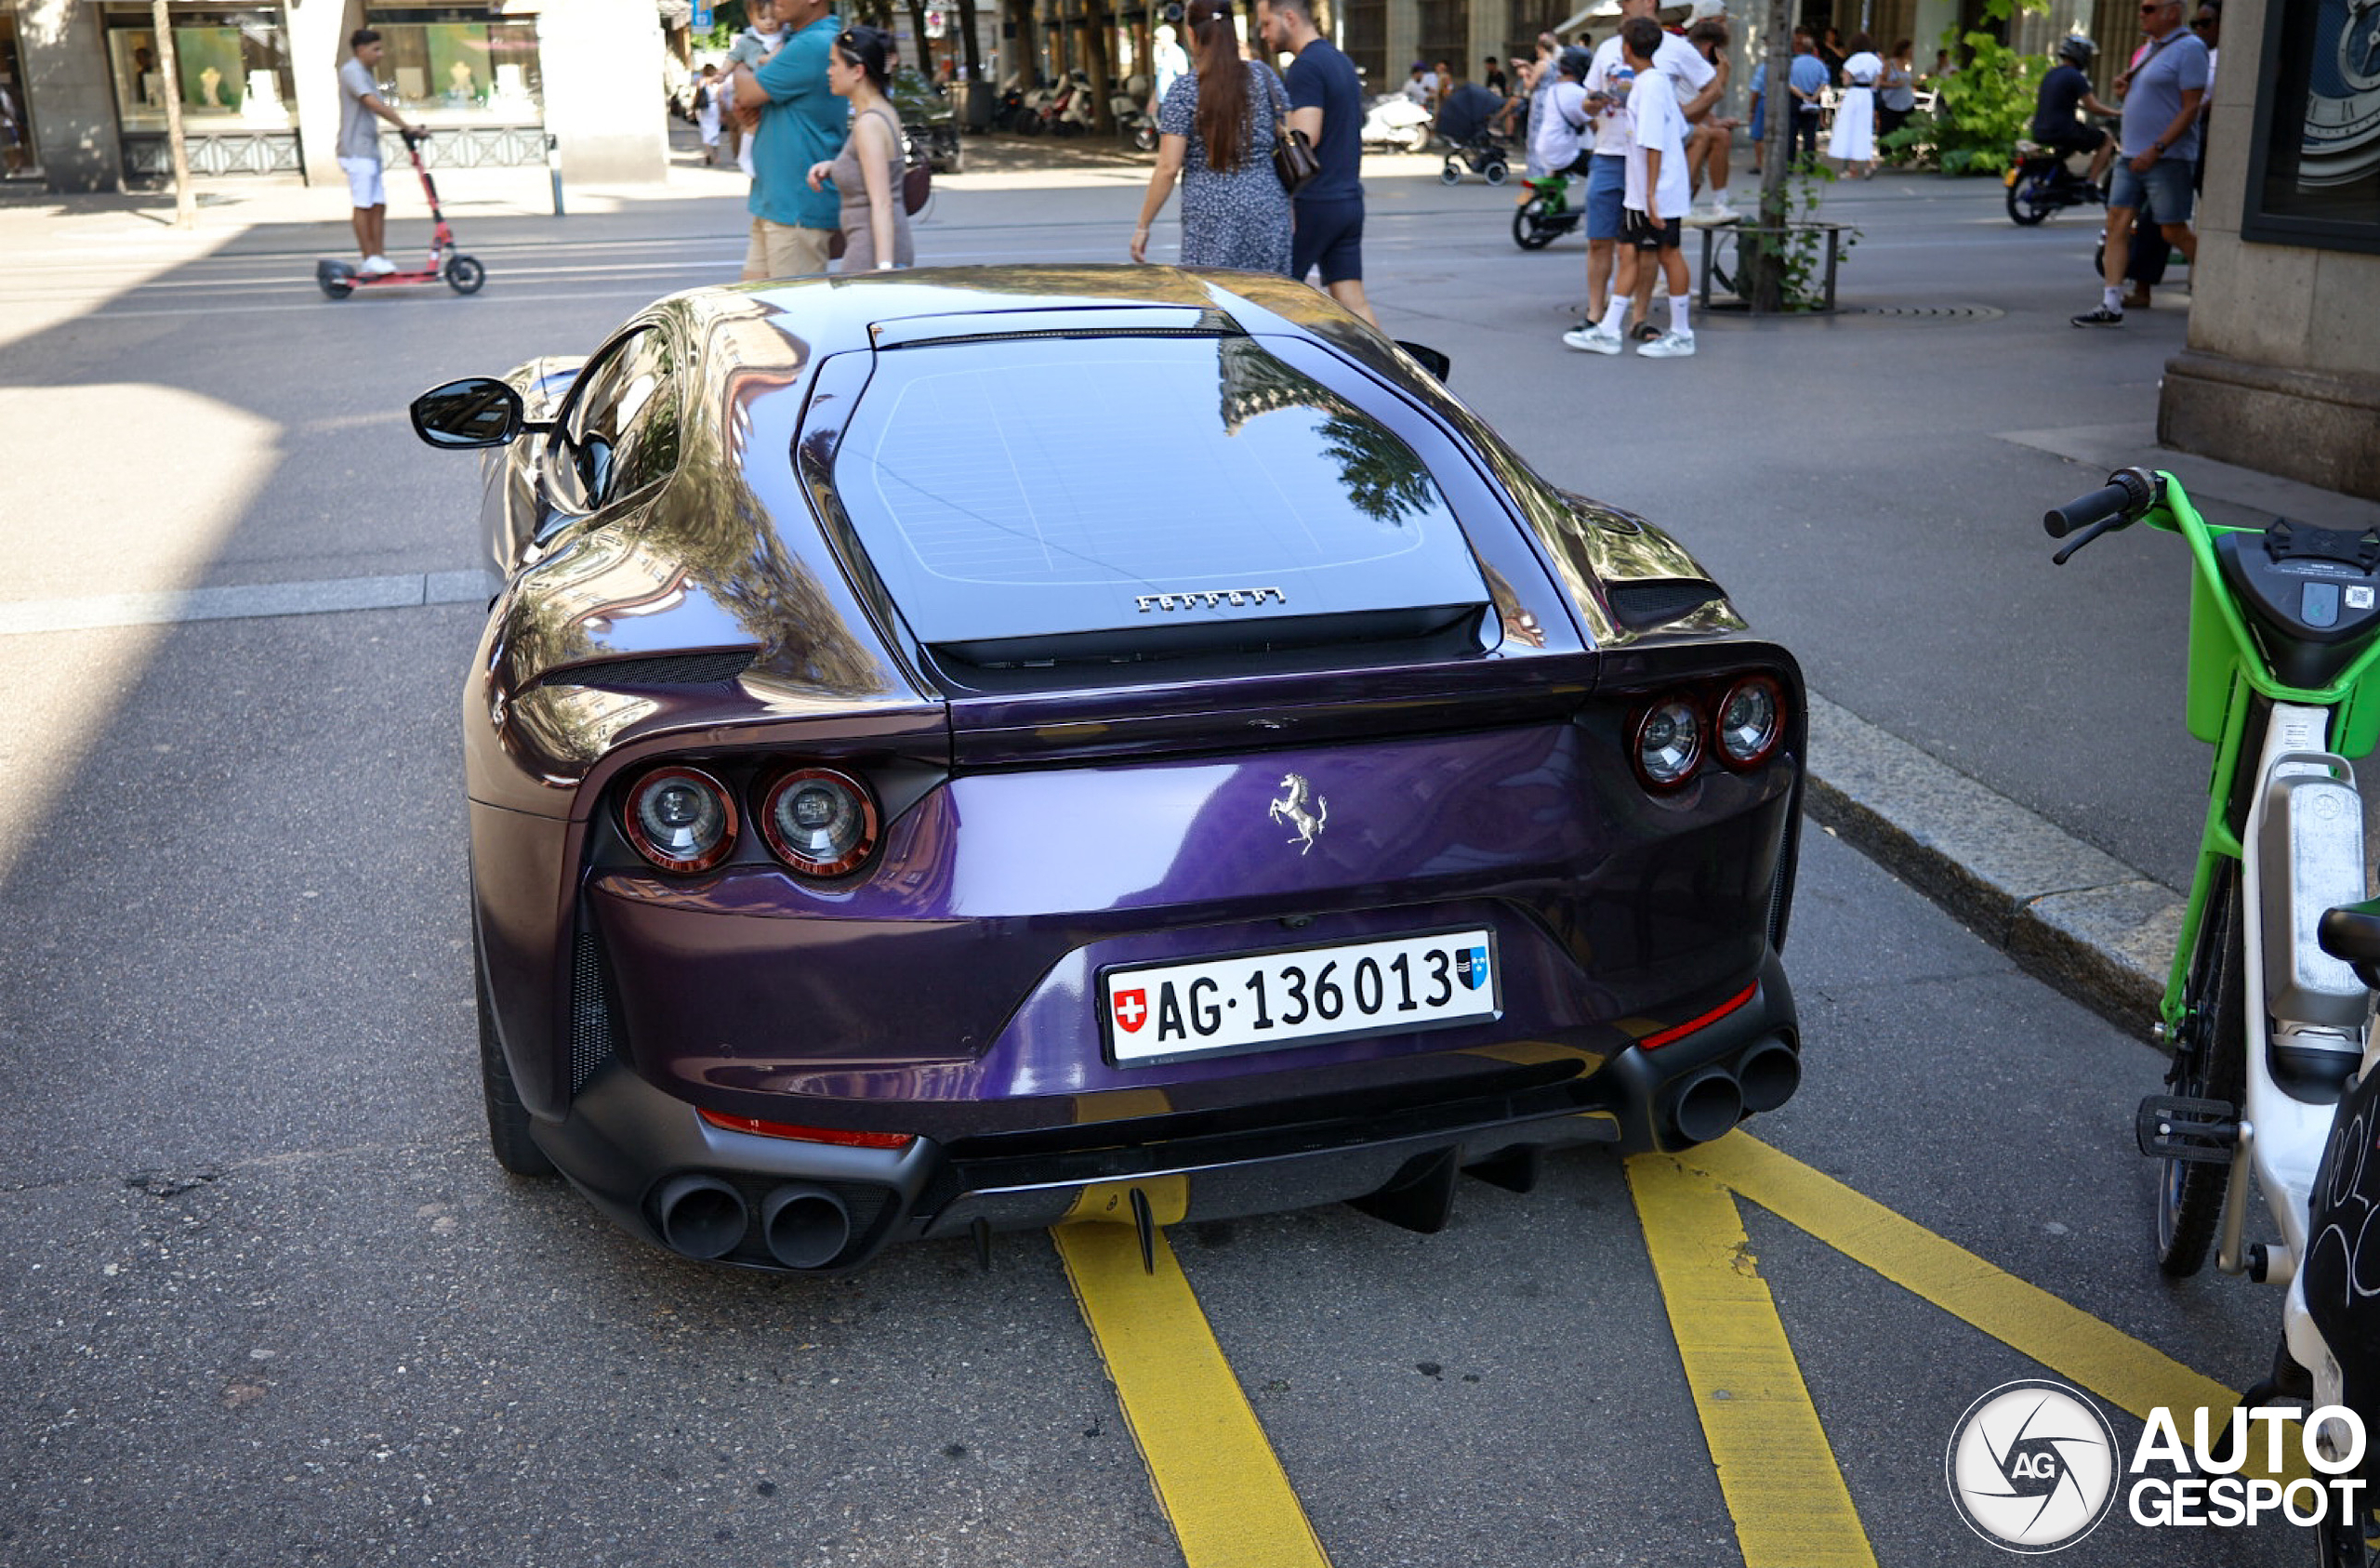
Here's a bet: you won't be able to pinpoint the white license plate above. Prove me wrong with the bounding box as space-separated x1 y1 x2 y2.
1102 929 1501 1066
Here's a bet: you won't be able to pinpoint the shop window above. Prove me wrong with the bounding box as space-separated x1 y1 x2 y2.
102 7 297 134
364 8 543 122
2241 0 2380 257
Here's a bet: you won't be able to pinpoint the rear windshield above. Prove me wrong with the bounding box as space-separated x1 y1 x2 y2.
826 335 1488 655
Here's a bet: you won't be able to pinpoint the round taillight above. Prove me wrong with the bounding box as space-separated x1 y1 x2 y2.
623 766 737 873
1716 676 1786 769
759 768 879 876
1633 699 1702 790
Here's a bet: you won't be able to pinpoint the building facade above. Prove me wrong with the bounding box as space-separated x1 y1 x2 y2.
2 0 665 195
2161 0 2379 500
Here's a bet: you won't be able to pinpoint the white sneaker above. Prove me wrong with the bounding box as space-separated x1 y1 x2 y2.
1706 200 1738 221
1563 326 1623 355
1636 329 1697 358
360 255 397 276
1681 205 1721 228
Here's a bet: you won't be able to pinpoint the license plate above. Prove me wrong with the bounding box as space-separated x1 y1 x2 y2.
1102 929 1500 1066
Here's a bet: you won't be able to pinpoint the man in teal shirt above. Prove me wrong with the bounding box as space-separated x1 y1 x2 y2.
729 0 845 279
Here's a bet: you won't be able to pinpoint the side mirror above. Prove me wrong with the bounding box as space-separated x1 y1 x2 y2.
411 376 527 450
1395 341 1451 382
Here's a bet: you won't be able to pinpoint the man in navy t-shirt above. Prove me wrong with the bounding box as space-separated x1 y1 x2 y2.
1258 0 1378 327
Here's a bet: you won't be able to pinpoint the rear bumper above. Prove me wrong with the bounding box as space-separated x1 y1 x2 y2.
532 950 1797 1272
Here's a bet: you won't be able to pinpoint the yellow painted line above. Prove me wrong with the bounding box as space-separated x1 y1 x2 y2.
1683 1133 2248 1429
1053 1221 1334 1568
1627 1153 1880 1568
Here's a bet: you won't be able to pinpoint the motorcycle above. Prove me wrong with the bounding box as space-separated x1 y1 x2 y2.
1014 77 1057 136
2003 136 2107 225
1511 172 1583 250
991 78 1029 132
2048 468 2380 1561
1360 92 1433 153
1111 72 1157 152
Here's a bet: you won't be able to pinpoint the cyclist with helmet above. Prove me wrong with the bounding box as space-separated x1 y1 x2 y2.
2031 35 2119 189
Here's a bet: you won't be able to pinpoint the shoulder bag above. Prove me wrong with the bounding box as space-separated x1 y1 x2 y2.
1263 67 1320 194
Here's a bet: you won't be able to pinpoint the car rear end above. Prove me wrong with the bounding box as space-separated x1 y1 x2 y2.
500 292 1804 1272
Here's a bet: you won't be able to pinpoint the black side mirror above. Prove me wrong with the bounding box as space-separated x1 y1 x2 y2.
1395 341 1451 382
411 376 526 449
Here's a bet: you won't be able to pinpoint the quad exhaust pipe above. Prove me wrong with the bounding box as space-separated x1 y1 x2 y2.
1662 1035 1801 1146
654 1174 854 1268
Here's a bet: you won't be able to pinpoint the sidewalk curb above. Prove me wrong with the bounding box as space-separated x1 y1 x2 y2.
1802 692 2178 1035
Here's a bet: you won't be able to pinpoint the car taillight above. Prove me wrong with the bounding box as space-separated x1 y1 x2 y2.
698 1108 914 1149
1632 699 1702 791
623 766 737 873
759 767 879 876
1715 675 1786 770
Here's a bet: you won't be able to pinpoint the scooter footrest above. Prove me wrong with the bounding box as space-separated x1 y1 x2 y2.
2136 1095 2240 1163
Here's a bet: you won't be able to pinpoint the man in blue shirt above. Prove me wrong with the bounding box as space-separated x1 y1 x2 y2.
2073 0 2207 326
1786 30 1829 165
728 0 846 280
1259 0 1378 327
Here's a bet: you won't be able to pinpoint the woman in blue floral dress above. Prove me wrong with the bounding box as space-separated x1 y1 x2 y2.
1129 0 1293 273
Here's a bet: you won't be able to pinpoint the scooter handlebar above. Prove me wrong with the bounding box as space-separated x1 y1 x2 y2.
2043 467 2160 538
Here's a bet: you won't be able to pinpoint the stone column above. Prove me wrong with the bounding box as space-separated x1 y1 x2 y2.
1468 0 1510 88
2157 0 2380 500
541 0 668 185
289 0 363 190
1383 0 1417 100
17 0 121 192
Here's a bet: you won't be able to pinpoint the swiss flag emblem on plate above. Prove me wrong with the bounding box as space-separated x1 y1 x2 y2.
1112 988 1149 1034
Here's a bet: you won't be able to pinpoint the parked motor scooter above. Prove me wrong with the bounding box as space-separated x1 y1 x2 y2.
1360 93 1433 153
1111 72 1157 152
1051 70 1098 138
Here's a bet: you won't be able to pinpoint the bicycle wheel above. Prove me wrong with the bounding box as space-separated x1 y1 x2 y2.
1707 228 1740 299
2156 859 2247 1276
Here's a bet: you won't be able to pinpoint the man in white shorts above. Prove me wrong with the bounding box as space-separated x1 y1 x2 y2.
337 30 423 277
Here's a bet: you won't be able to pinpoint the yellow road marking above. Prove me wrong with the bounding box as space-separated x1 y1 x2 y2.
1054 1221 1334 1568
1686 1134 2239 1422
1628 1153 1881 1568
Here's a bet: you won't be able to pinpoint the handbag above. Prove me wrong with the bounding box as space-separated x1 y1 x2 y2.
902 157 931 216
1263 69 1320 194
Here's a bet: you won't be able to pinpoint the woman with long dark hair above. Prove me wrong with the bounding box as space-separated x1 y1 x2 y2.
1128 0 1292 272
805 25 912 270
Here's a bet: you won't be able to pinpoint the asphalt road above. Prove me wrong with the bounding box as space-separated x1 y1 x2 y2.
0 149 2348 1565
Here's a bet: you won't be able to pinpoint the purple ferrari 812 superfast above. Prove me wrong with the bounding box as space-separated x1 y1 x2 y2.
409 266 1805 1275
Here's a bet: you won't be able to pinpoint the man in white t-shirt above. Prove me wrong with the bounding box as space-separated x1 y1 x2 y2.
1567 18 1697 358
1577 0 1717 341
336 29 424 277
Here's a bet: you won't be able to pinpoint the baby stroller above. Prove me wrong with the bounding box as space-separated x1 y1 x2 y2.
1435 82 1511 185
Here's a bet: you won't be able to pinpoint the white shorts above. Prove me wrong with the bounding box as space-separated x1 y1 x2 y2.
339 156 386 209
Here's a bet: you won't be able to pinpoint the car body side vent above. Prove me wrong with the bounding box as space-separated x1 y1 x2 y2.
569 929 617 1096
542 651 758 690
1606 579 1725 632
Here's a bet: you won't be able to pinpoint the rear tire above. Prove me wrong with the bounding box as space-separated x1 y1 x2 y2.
445 255 486 295
2155 862 2246 1276
476 926 557 1179
1407 125 1431 153
2005 173 2055 225
1513 195 1557 250
1484 160 1509 186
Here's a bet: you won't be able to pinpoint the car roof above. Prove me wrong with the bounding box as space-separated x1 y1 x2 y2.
666 265 1365 371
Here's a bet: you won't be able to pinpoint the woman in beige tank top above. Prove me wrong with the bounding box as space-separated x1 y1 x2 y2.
805 26 912 271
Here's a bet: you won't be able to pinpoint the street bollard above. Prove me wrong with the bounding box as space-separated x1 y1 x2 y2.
546 131 564 217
